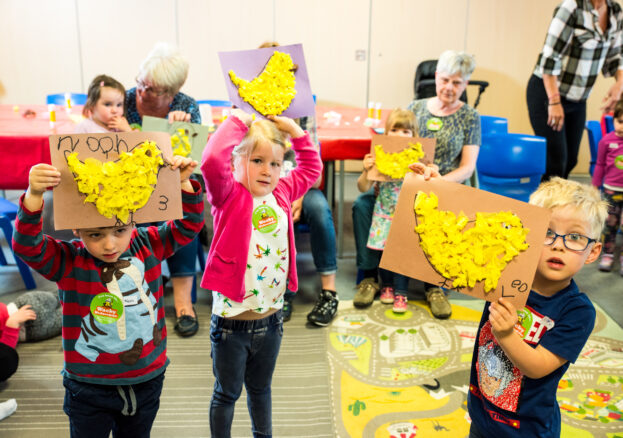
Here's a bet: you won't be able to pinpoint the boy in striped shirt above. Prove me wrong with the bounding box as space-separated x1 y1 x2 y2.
12 156 203 438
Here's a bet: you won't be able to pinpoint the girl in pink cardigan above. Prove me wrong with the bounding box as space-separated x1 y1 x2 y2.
200 108 322 437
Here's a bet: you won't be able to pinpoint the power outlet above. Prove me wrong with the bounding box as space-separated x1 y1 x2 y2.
355 50 366 61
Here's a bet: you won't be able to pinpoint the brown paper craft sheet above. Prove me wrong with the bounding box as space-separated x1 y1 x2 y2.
50 132 182 230
380 173 552 309
142 116 210 174
367 134 436 182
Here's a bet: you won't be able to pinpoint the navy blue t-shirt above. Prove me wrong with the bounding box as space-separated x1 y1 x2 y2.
467 280 595 437
125 88 201 127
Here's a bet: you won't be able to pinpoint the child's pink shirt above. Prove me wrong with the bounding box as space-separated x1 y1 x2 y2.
0 303 19 349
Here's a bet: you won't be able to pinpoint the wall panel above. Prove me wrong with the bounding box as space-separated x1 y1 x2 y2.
368 0 468 110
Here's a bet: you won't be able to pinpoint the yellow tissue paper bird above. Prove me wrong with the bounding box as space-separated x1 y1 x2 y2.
375 142 425 179
171 128 191 157
66 141 164 224
413 191 529 292
229 51 297 116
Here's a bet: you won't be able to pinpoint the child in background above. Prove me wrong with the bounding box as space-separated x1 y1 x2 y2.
200 108 321 437
75 74 131 133
355 109 417 313
13 156 204 437
412 164 607 437
592 98 623 275
0 301 35 422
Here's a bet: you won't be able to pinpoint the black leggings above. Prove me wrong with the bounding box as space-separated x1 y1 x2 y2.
0 343 18 382
526 74 587 180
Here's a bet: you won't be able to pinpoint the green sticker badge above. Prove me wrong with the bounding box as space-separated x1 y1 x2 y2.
90 292 123 324
426 117 443 132
252 204 279 233
615 154 623 170
515 307 533 339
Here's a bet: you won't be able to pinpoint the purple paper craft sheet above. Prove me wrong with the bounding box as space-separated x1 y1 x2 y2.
218 43 315 119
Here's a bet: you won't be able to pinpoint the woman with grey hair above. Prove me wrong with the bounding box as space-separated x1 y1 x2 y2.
354 50 481 318
125 42 202 337
409 50 481 318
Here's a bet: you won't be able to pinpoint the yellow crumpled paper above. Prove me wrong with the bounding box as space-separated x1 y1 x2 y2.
375 142 424 179
66 140 164 223
414 191 529 292
229 51 297 116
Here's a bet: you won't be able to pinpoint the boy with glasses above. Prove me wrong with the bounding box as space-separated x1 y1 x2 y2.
466 177 608 438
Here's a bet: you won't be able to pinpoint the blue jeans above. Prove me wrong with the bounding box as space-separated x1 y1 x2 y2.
210 311 283 438
62 372 164 438
379 267 409 296
299 188 337 275
166 236 199 277
352 188 381 270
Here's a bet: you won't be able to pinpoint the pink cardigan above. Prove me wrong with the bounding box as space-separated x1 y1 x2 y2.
200 116 322 302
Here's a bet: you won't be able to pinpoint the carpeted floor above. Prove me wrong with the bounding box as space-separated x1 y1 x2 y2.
0 302 334 438
327 298 623 438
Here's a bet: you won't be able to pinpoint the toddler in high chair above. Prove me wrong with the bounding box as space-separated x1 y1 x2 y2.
200 108 322 437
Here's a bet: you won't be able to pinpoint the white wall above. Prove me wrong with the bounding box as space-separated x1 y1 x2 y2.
1 0 616 174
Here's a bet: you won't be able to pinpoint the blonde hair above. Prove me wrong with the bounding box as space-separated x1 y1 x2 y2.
529 177 609 238
385 108 417 134
137 42 189 95
83 74 125 117
232 120 286 158
436 50 476 81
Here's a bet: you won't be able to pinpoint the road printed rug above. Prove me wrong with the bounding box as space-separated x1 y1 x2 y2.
328 299 623 438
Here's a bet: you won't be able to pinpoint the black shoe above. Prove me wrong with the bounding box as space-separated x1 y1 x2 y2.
174 307 199 337
307 290 339 327
283 297 293 322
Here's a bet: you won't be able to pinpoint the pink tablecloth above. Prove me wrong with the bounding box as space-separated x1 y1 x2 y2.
0 104 80 190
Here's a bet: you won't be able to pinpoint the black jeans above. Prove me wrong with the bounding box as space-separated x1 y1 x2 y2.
526 74 587 180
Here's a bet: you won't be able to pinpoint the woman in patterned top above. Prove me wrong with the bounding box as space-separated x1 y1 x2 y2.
528 0 623 180
125 42 202 337
406 49 481 319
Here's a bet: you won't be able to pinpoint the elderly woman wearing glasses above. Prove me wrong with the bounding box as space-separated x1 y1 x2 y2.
125 42 202 337
126 42 200 127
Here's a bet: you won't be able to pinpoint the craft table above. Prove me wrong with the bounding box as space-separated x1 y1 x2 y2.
0 104 81 190
316 106 388 258
1 103 385 257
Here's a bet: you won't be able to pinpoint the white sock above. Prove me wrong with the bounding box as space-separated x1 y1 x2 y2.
0 399 17 421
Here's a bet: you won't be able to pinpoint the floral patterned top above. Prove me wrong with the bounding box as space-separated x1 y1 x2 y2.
367 181 403 250
125 88 201 127
407 99 481 176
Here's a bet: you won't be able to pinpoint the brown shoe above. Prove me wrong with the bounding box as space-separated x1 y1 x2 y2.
354 278 380 308
426 288 452 319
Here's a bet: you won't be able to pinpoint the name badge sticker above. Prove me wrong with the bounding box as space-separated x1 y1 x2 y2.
91 292 124 324
252 204 279 233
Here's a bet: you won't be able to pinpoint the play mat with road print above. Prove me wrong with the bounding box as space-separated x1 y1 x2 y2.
327 300 623 438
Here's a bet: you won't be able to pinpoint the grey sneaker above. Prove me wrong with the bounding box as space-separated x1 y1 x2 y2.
425 288 452 319
354 278 380 308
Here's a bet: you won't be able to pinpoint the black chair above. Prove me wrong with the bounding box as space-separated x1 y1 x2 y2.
413 59 489 108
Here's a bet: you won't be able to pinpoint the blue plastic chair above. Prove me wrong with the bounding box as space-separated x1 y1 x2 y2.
0 197 36 290
480 115 508 136
477 133 546 202
585 120 602 176
46 93 87 106
196 99 232 107
605 115 614 133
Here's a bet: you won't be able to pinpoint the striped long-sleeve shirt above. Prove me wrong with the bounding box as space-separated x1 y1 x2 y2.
12 181 204 385
533 0 623 102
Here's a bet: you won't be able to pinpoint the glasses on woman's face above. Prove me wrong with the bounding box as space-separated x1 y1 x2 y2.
136 78 167 97
544 229 596 251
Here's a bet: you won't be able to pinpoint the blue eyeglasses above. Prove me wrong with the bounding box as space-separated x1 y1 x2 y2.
544 229 596 251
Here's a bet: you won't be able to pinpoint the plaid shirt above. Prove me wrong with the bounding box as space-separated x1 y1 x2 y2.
533 0 623 102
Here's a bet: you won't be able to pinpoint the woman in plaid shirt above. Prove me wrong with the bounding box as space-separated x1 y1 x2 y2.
527 0 623 180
